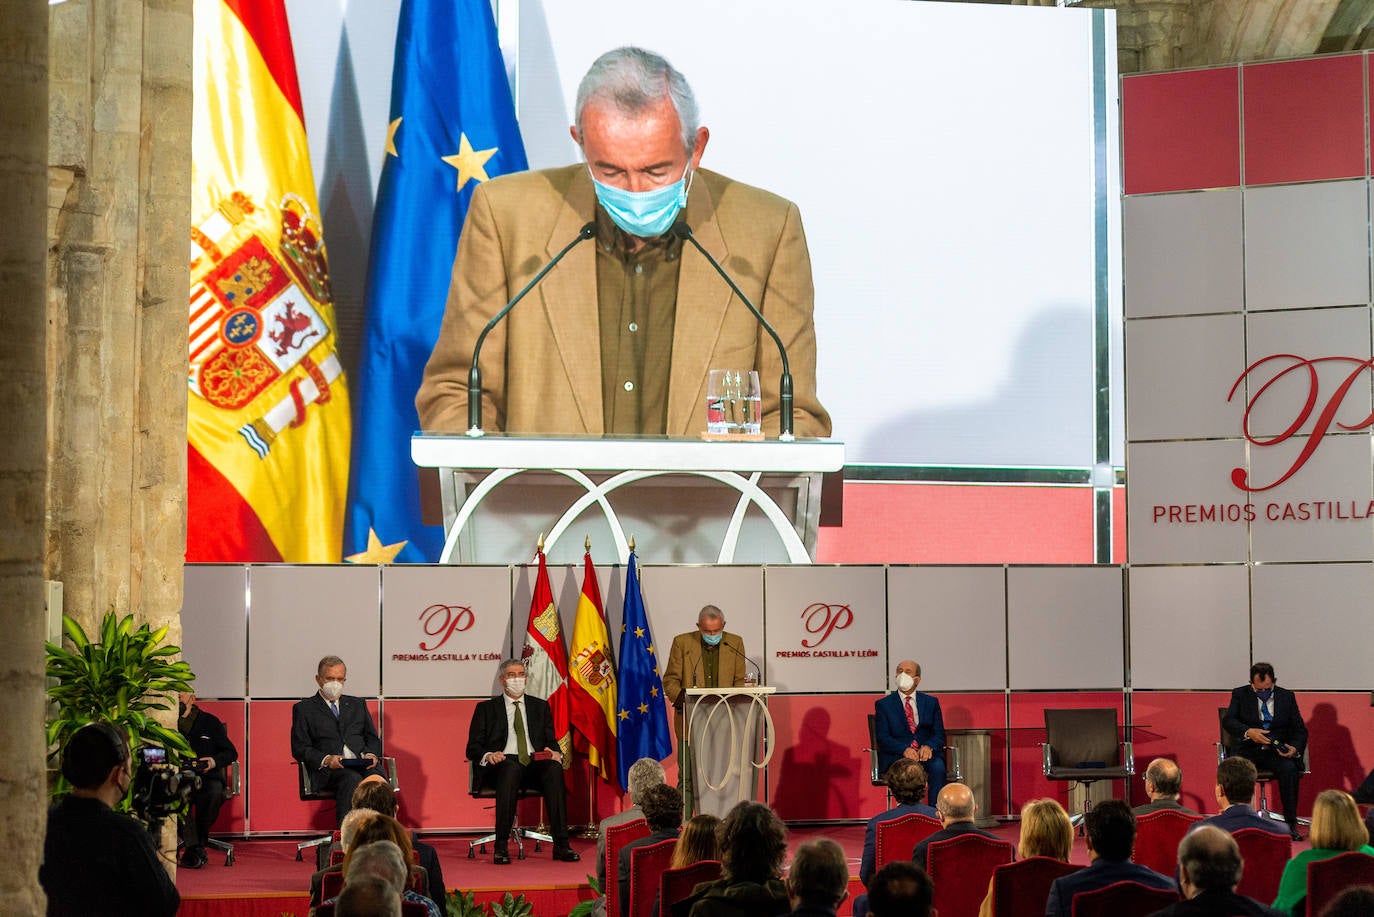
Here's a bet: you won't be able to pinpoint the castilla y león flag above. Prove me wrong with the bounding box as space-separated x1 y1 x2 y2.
523 549 573 765
186 0 350 562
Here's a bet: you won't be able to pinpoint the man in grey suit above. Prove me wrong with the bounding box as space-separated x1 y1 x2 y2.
290 654 384 827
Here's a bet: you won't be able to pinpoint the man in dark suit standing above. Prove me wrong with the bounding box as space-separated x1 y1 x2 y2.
467 658 580 865
290 654 385 827
874 659 946 805
1045 800 1177 916
1221 661 1307 839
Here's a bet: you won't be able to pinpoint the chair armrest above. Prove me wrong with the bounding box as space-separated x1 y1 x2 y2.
226 760 242 798
1121 741 1135 775
1216 741 1226 765
1041 742 1053 776
385 756 399 792
944 744 963 783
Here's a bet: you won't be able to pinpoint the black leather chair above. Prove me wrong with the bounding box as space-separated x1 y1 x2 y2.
466 759 552 860
1041 707 1133 825
864 713 962 807
295 756 399 867
203 760 240 866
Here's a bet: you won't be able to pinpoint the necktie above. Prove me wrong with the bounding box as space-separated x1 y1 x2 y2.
1260 697 1273 730
905 696 917 731
330 701 339 719
513 702 530 765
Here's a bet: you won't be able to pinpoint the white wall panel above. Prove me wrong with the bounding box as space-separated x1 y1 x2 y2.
1249 435 1374 563
1007 566 1123 690
1123 190 1243 318
764 566 887 693
1128 565 1249 689
1125 441 1251 564
182 565 248 699
1252 563 1374 689
1126 314 1245 440
1243 180 1370 311
887 566 1007 692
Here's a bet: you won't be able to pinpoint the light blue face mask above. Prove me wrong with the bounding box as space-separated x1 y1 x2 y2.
590 164 692 238
702 632 723 647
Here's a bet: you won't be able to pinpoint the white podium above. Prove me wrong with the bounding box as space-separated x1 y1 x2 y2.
411 434 844 564
684 685 776 817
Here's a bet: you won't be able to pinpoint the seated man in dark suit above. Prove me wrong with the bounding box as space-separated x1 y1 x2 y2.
290 654 385 827
1195 756 1288 836
911 783 996 868
866 862 933 917
1133 758 1196 815
860 759 936 886
1221 661 1306 839
617 784 683 917
1148 825 1283 917
1045 799 1177 916
176 689 239 868
466 658 580 865
874 660 946 806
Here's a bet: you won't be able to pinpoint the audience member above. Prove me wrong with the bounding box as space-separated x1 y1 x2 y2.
1045 799 1177 916
671 814 722 869
336 875 401 917
597 756 667 911
39 722 180 917
618 784 684 917
866 861 933 917
911 782 997 868
874 660 947 805
675 801 790 917
290 654 385 827
310 807 380 914
1318 885 1374 917
1196 757 1289 836
1146 825 1282 916
331 818 441 917
351 774 446 908
1272 790 1374 917
785 838 850 917
335 841 409 916
1222 662 1307 840
977 798 1074 917
176 688 239 868
466 658 579 864
1135 758 1196 815
859 759 935 885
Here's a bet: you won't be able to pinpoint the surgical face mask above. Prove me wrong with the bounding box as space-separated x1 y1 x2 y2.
320 680 344 701
896 672 916 693
590 164 692 238
178 702 189 717
505 676 527 698
702 632 723 647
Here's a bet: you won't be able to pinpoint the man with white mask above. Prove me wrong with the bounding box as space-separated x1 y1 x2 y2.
290 654 385 826
467 658 580 865
874 660 947 805
417 45 830 439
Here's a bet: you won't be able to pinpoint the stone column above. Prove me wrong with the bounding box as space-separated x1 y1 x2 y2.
0 2 52 913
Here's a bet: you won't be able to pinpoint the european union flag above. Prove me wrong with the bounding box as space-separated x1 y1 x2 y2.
344 0 528 561
616 552 673 788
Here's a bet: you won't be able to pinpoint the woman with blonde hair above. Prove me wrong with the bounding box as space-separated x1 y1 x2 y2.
1273 789 1374 916
977 798 1075 917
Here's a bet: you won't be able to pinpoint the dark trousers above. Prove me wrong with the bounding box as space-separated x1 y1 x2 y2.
313 761 385 827
1232 745 1302 826
180 774 226 848
483 758 569 849
923 754 948 807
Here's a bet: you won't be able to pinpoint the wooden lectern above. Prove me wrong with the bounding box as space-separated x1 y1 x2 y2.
683 685 776 817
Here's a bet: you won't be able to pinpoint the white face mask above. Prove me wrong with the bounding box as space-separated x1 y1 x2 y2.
504 676 527 698
320 680 344 701
896 672 916 693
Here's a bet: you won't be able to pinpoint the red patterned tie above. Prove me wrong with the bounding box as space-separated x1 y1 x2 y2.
905 696 916 732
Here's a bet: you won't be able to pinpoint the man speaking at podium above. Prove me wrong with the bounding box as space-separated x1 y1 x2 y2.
416 46 830 439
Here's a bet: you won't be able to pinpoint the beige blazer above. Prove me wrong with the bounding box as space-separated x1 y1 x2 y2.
416 165 830 438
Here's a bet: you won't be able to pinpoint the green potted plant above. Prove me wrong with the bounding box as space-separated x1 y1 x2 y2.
45 611 196 810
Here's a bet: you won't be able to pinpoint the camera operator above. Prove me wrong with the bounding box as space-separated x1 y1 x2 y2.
39 722 179 917
177 689 238 868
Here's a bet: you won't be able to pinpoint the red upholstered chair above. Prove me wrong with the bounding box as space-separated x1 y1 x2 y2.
1231 827 1292 904
926 833 1014 917
317 906 335 917
1307 850 1374 917
1132 809 1202 876
875 812 941 873
401 902 428 917
321 870 345 901
990 857 1080 917
1069 880 1178 917
604 818 650 917
660 860 722 913
628 838 678 917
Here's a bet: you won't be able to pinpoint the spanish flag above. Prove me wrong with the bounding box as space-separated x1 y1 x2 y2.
569 550 619 787
186 0 350 562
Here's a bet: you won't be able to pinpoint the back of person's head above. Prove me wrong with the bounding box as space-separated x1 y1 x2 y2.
884 759 929 807
626 757 667 806
935 782 976 822
1310 789 1369 851
344 840 408 894
351 776 398 817
1084 799 1135 862
718 801 787 882
1177 825 1241 893
60 722 129 790
787 838 848 907
340 808 379 851
1320 885 1374 917
1018 798 1074 861
671 814 721 869
1216 756 1258 804
1145 758 1182 796
867 861 933 917
640 783 684 833
344 814 413 876
336 874 401 917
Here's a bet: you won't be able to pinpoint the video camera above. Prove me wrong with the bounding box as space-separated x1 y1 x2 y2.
130 746 200 826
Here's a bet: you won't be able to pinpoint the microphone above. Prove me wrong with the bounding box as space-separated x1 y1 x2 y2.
671 220 795 441
466 222 597 436
720 637 762 686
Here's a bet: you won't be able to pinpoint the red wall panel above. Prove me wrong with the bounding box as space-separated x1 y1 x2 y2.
199 700 247 834
1244 55 1366 186
1122 67 1241 194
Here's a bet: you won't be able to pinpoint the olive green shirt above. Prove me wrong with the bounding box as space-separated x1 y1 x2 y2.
700 641 721 687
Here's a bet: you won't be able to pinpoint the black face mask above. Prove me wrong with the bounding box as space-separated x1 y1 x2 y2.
178 703 189 717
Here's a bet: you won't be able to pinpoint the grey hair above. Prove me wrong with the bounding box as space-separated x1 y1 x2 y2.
698 605 724 625
345 839 408 893
575 47 699 155
627 757 667 804
498 658 525 677
318 655 345 675
336 876 401 917
340 807 378 851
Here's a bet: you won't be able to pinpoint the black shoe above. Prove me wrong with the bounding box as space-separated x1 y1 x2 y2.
1290 827 1304 841
181 846 208 869
492 848 511 865
552 846 581 862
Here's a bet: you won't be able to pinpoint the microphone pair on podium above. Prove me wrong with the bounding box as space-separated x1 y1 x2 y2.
464 220 795 441
690 638 762 688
